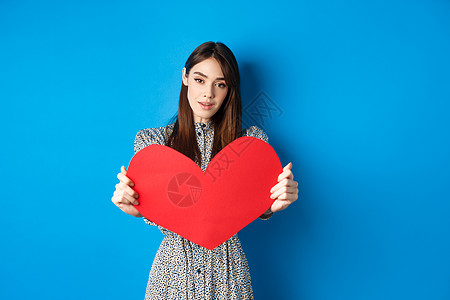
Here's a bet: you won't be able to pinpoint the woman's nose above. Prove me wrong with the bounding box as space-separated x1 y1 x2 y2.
203 84 214 98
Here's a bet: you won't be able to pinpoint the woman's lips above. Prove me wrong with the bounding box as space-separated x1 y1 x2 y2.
198 102 214 110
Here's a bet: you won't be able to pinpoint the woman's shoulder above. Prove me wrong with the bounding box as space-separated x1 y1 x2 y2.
134 122 175 153
242 125 269 144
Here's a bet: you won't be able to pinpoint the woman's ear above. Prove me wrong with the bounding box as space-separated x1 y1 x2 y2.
182 67 188 86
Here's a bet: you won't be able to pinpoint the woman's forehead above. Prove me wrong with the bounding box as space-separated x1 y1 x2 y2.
191 58 225 78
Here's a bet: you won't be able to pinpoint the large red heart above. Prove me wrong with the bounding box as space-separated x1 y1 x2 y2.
127 136 282 250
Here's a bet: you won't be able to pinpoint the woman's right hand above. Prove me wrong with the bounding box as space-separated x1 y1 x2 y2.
111 166 142 218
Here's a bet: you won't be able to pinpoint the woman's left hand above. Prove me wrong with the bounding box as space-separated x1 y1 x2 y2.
269 162 299 213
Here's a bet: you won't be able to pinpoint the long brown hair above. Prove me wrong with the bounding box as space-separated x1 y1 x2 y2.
165 41 243 167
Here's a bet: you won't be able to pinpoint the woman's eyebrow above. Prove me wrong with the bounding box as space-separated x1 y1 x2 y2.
193 71 225 81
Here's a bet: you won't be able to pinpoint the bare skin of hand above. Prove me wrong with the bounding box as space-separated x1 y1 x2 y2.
111 166 143 218
268 162 299 214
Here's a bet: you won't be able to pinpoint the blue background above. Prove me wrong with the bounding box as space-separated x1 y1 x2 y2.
1 0 449 299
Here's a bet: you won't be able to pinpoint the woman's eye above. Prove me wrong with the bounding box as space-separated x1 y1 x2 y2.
194 78 226 88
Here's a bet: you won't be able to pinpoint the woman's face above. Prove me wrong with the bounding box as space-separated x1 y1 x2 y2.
182 58 229 123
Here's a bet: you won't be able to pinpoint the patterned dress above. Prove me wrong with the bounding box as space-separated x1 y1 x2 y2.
133 120 273 300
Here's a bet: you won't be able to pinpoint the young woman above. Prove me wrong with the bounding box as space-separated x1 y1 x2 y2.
111 41 299 299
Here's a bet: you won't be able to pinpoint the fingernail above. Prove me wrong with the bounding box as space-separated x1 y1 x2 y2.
135 201 139 205
135 194 139 199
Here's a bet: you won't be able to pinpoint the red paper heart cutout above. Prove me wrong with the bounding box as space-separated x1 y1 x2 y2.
127 136 282 250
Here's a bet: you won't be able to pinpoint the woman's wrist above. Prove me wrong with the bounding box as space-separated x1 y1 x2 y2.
260 207 274 219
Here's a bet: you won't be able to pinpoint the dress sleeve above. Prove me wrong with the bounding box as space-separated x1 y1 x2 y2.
244 126 274 220
134 128 161 227
244 125 269 144
134 128 165 153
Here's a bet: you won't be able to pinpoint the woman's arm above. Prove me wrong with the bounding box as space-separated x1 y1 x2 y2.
259 208 274 220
